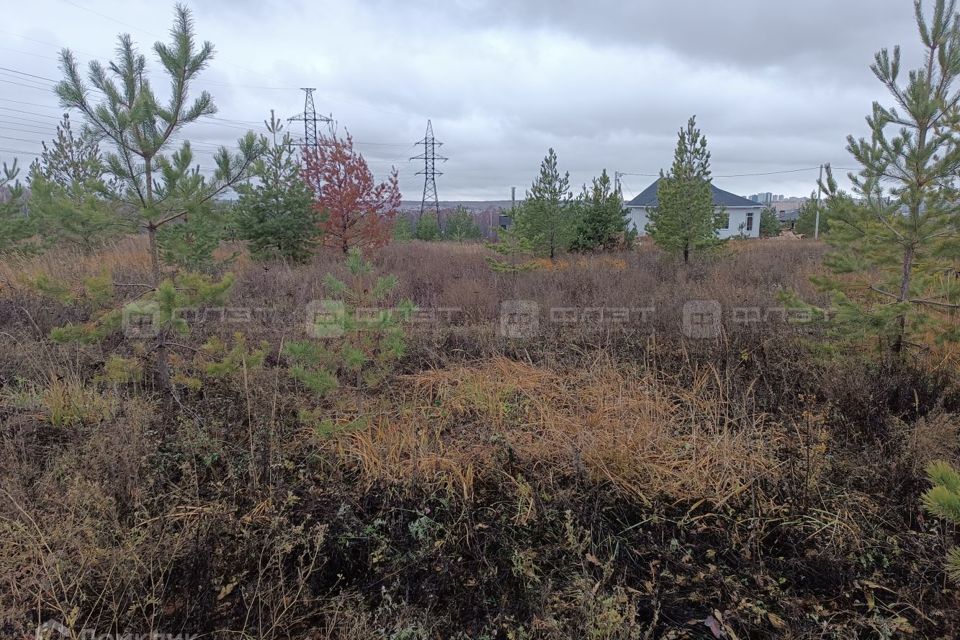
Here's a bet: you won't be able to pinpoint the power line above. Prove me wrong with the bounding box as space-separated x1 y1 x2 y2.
0 68 314 142
0 106 61 120
0 135 41 144
0 147 41 157
718 167 821 178
0 63 409 147
0 77 55 92
288 88 332 149
617 165 863 181
411 119 447 224
58 0 283 82
0 66 57 83
0 123 55 135
618 166 825 179
0 46 61 62
60 0 165 40
0 97 63 111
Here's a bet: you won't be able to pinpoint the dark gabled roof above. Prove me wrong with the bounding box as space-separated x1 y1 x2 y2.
626 178 759 208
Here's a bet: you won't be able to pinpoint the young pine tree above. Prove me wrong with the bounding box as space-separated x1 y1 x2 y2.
31 113 108 189
512 148 575 259
922 461 960 583
234 111 323 263
445 206 483 241
794 193 827 237
759 205 781 238
284 248 414 396
817 0 960 353
55 4 262 284
28 113 128 253
0 160 34 254
646 116 722 263
392 215 415 242
569 169 634 251
414 214 441 241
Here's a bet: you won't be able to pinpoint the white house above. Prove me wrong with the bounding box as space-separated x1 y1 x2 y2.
626 179 764 239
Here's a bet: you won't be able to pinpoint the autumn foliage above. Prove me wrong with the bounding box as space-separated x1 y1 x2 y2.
302 133 401 253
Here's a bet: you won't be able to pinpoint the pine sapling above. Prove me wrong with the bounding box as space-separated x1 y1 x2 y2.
922 461 960 583
285 248 414 397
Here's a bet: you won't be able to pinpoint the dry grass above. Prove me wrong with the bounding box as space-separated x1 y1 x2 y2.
1 237 957 637
338 357 776 505
0 236 152 297
1 374 117 428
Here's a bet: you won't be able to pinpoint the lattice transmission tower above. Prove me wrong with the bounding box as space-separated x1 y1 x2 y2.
411 120 447 224
288 88 332 149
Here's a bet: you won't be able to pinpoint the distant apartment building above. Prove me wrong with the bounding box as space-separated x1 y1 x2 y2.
747 192 786 205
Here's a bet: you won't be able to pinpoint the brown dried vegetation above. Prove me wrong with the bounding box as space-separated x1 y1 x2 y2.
0 239 958 638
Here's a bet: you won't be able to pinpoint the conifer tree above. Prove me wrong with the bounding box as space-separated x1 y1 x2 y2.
27 177 126 254
30 113 109 190
414 214 441 241
27 114 128 252
55 4 262 284
445 206 483 241
817 0 960 353
0 159 34 254
512 148 574 259
646 116 722 263
922 461 960 583
285 248 414 396
759 205 781 238
794 194 827 237
234 111 323 263
392 215 414 242
156 204 230 272
569 169 634 251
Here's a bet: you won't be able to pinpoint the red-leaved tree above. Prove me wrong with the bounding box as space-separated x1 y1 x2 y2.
302 132 401 253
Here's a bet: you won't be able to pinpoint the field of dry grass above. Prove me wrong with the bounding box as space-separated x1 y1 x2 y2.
1 239 958 638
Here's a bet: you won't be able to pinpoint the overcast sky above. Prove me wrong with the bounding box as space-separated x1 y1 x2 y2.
2 0 922 200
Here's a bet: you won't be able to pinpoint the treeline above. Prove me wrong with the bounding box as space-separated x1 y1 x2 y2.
0 107 400 274
0 5 404 276
3 0 960 363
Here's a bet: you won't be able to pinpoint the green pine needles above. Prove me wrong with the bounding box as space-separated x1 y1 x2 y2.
285 248 414 396
922 461 960 583
27 113 127 253
511 148 575 259
234 111 323 263
50 271 235 391
445 206 483 241
55 3 263 284
569 169 635 252
759 206 781 238
646 116 724 263
414 214 441 241
0 160 33 254
815 0 960 354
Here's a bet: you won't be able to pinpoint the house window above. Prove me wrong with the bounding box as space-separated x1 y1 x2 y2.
745 210 754 231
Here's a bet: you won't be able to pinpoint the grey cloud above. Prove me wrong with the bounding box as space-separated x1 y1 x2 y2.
0 0 936 201
384 0 919 77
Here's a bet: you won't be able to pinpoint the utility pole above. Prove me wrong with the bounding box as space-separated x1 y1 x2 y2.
411 120 447 226
614 171 622 193
288 88 332 149
511 186 516 209
814 163 824 240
